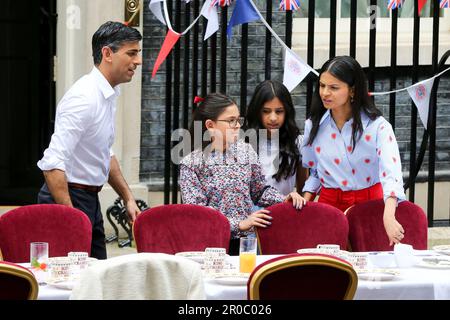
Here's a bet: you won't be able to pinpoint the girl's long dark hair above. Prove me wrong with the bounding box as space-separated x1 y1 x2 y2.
189 93 237 151
308 56 382 151
245 80 300 182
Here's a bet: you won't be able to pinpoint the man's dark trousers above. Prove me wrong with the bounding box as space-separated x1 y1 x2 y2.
37 183 107 259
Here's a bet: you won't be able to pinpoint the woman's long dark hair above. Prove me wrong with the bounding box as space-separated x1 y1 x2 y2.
308 56 382 151
245 80 300 182
189 93 237 151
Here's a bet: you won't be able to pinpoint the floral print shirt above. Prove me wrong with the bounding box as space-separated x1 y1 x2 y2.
301 110 406 203
179 140 285 239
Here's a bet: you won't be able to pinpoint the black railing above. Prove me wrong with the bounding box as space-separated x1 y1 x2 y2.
155 0 449 226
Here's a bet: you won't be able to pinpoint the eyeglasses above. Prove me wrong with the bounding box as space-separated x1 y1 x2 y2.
216 117 245 128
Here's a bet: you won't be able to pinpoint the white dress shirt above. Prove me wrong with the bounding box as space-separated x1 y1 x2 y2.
301 110 406 202
37 67 120 186
258 135 303 196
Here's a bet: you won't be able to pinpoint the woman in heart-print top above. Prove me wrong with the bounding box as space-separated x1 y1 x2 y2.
301 56 406 247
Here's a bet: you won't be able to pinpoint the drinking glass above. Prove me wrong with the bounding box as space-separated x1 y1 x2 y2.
239 237 257 273
30 242 49 271
30 242 49 283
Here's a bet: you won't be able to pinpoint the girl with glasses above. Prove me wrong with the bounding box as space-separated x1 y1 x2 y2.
179 93 303 255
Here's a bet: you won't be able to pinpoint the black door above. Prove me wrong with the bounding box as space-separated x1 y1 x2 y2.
0 0 56 205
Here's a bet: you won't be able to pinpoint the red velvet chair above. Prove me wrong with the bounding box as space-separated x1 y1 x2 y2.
0 204 92 263
346 199 428 252
0 261 39 300
247 253 358 300
133 204 231 254
256 202 349 254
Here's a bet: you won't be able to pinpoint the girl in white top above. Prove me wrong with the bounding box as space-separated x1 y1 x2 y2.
244 80 308 197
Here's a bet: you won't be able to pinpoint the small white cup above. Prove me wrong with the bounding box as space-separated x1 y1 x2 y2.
394 243 417 268
68 252 89 277
49 257 73 282
203 248 226 273
368 252 396 268
349 252 369 269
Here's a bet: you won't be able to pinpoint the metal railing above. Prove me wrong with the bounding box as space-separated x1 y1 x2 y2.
156 0 449 226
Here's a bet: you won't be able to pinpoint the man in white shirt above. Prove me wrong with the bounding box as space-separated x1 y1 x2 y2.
37 21 143 259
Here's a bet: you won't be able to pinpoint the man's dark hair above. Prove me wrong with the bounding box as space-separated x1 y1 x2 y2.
92 21 142 65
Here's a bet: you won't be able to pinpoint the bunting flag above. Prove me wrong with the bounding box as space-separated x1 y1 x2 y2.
406 78 434 129
149 0 166 25
283 48 314 92
279 0 301 11
211 0 234 6
418 0 428 15
440 0 449 8
152 29 181 78
201 0 219 40
387 0 404 9
227 0 261 39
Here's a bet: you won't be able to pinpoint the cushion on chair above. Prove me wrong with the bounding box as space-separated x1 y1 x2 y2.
256 202 349 254
133 204 231 254
0 204 92 262
347 199 428 252
247 253 357 300
0 261 39 300
70 253 205 300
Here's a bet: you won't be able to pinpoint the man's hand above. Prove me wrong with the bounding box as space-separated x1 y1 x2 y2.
125 200 141 223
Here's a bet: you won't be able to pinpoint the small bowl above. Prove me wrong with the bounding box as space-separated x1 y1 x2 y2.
368 252 396 268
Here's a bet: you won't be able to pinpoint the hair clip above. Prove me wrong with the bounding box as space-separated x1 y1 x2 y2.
194 96 205 104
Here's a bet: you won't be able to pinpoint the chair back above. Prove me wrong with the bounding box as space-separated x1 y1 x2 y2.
0 204 92 262
70 253 205 300
346 199 428 251
133 204 231 254
0 261 38 300
247 253 357 300
256 202 348 254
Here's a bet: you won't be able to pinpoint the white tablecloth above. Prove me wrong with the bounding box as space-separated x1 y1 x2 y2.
35 251 450 300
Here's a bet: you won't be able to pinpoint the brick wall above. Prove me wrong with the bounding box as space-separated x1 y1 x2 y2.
140 0 450 189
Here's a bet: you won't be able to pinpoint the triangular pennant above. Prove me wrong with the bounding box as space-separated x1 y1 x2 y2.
152 29 181 78
418 0 428 15
201 0 219 40
149 0 166 25
406 78 434 129
283 48 314 92
227 0 260 39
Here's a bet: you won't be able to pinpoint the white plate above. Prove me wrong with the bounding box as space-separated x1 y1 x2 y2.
175 251 205 263
46 279 75 290
432 245 450 256
416 257 450 269
208 274 249 286
357 270 398 281
175 251 229 263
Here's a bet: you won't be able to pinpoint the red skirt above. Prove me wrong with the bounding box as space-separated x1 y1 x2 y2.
318 183 383 213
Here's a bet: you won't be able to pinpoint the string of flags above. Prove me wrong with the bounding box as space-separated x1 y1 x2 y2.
149 0 450 129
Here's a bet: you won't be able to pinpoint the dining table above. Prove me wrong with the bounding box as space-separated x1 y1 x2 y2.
34 250 450 300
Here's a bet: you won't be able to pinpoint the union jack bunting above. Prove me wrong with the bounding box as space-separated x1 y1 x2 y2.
279 0 301 11
211 0 233 7
440 0 449 8
387 0 404 9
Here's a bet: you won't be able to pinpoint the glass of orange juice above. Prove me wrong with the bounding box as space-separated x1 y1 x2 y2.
239 237 257 273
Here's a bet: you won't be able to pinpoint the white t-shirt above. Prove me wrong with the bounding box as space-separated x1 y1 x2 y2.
258 135 303 196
